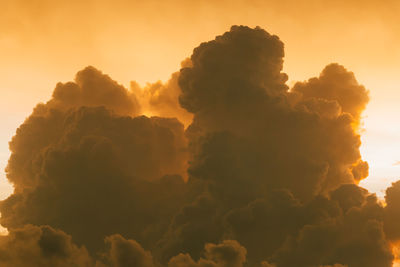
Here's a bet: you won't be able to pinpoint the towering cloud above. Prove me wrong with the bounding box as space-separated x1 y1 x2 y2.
0 25 398 267
179 25 368 201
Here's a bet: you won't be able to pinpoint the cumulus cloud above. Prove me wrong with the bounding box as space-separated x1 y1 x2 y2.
178 25 368 203
0 225 91 267
292 63 369 121
2 71 189 252
383 181 400 241
1 25 398 267
168 240 246 267
49 66 141 117
98 234 156 267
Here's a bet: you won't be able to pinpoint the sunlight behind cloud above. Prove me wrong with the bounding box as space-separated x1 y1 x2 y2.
359 74 400 197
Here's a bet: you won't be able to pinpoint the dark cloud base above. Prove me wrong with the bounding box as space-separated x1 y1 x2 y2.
1 25 399 267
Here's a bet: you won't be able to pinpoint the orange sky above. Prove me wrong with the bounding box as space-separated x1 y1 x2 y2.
1 0 400 199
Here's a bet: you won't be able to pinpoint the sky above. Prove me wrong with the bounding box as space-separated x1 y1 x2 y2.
1 1 400 266
1 0 400 199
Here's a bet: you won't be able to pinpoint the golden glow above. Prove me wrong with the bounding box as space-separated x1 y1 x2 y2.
391 242 400 267
1 0 400 200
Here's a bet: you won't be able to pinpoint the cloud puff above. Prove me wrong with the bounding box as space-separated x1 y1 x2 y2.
50 66 140 117
98 234 155 267
292 63 369 121
0 225 91 267
383 181 400 241
168 240 247 267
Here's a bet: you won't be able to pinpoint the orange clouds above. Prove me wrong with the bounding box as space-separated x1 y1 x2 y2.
0 25 399 267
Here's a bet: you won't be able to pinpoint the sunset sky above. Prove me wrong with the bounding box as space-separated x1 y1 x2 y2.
1 0 399 199
2 1 400 266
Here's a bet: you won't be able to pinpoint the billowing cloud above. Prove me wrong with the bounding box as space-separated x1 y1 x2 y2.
292 63 369 121
0 25 398 267
384 181 400 241
0 225 92 267
49 66 141 117
98 235 156 267
1 69 189 254
168 240 247 267
179 25 368 201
